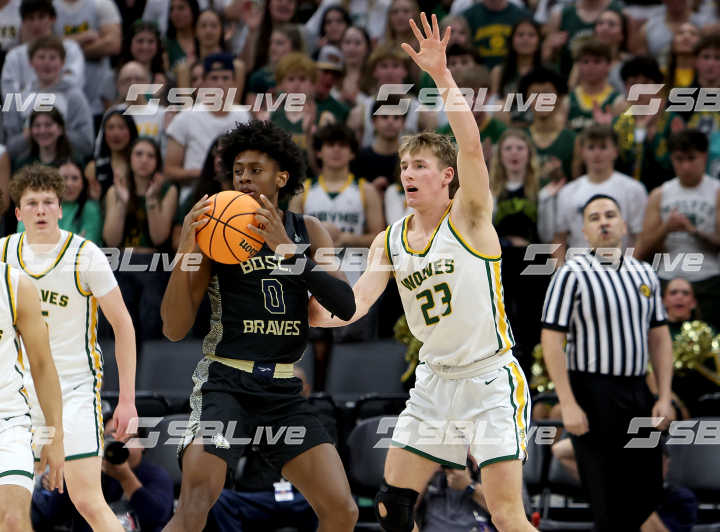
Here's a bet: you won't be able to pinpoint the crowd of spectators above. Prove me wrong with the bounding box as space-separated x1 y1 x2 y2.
1 0 718 362
1 0 719 528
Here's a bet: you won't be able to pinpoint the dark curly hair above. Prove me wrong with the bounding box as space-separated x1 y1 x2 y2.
218 120 305 204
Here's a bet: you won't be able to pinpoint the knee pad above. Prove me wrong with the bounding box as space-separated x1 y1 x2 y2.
374 480 419 532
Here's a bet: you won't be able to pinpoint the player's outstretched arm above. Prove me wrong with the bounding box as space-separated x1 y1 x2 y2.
250 196 357 321
161 195 213 341
308 229 391 327
402 13 493 218
16 274 64 492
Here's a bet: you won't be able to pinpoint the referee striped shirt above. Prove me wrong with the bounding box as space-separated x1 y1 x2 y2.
541 252 667 376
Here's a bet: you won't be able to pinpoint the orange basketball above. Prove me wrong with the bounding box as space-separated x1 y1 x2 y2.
196 191 265 264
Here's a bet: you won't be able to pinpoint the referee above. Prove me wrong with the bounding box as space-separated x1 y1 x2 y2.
541 194 674 531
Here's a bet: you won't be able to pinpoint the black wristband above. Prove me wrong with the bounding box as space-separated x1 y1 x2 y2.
285 253 355 321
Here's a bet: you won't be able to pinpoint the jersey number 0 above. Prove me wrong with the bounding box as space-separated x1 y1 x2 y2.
262 279 286 314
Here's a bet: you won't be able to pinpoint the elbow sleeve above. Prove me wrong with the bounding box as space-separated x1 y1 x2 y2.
300 257 356 321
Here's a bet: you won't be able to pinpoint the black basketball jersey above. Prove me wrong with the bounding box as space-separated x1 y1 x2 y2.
203 211 311 363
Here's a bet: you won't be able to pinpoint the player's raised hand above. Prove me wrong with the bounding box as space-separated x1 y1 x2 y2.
401 12 451 78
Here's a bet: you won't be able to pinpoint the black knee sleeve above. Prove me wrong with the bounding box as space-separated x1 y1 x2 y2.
374 480 419 532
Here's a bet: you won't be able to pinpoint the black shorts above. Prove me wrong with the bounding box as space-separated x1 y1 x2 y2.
179 358 333 482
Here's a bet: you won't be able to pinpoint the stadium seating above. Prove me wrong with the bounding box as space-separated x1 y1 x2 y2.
142 413 189 498
99 339 118 392
325 340 408 399
666 418 720 531
353 393 410 421
101 390 170 418
137 339 203 412
346 415 396 530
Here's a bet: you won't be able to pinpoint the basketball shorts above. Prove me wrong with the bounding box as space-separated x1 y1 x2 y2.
0 416 35 492
391 357 531 469
179 357 333 484
28 373 104 461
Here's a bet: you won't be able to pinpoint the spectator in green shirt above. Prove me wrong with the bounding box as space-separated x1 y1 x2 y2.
461 0 530 69
314 45 350 124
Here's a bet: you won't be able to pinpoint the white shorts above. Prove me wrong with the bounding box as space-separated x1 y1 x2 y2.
29 374 104 461
391 358 531 469
0 416 35 493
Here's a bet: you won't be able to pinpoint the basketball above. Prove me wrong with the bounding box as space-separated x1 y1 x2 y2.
196 191 265 264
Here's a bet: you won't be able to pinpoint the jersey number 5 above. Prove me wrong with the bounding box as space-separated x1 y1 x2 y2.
262 279 286 314
416 282 452 326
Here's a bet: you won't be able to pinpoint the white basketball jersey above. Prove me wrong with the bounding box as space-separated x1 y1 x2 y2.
0 262 29 420
386 206 515 378
1 232 103 382
658 175 720 281
302 174 367 235
303 174 367 284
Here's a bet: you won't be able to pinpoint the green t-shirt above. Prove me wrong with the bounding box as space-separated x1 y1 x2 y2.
17 200 103 246
120 182 176 249
527 128 576 188
560 0 623 50
567 85 621 133
613 111 679 191
247 66 276 94
270 108 307 151
317 95 350 124
419 71 436 92
463 2 531 69
12 154 62 173
166 39 187 70
437 117 507 145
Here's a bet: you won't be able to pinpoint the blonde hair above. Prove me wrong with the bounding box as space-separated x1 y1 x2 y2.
399 132 459 196
363 42 410 92
490 129 539 203
275 52 317 84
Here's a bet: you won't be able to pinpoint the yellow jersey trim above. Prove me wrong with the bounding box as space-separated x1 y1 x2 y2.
74 240 92 297
5 265 16 326
318 173 354 195
401 203 451 256
17 232 74 279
